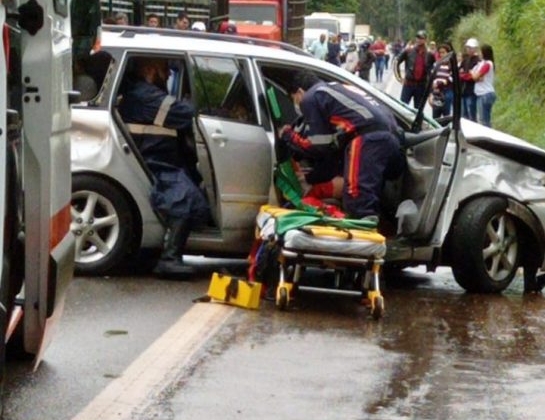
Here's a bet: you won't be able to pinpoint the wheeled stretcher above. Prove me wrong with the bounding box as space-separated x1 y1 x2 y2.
256 205 387 319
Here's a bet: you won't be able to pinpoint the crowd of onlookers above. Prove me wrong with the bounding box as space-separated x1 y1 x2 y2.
103 11 238 34
104 13 496 128
309 31 496 127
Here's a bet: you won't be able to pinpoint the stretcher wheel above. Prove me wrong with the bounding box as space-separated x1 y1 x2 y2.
276 286 289 310
371 295 385 320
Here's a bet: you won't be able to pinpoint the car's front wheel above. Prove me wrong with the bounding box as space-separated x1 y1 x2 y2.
450 196 519 293
71 174 135 275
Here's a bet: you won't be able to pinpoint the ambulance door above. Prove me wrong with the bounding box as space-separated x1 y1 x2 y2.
17 0 97 366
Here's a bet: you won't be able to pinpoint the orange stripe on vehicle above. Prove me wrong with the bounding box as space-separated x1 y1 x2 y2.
50 204 71 250
347 136 363 197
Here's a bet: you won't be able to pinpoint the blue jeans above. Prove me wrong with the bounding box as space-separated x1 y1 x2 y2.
401 83 427 109
374 56 385 82
462 94 477 122
477 92 496 127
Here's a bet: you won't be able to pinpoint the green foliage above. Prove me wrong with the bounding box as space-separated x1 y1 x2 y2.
498 0 531 40
306 0 360 14
306 0 545 145
414 0 475 42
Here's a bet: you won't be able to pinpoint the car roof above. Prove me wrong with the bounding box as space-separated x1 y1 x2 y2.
99 25 431 129
101 25 310 62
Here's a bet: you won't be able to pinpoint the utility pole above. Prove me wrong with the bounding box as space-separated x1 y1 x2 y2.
396 0 402 40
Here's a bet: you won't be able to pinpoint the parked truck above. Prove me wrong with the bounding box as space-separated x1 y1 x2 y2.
100 0 229 31
331 13 355 42
228 0 306 47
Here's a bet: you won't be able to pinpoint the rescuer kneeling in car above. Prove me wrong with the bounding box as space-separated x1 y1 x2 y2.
118 57 209 277
280 70 405 222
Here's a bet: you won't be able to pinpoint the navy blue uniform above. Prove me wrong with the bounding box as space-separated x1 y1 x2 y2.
282 81 405 218
118 80 209 224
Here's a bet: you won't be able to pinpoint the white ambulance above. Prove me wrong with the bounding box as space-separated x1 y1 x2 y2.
0 0 99 400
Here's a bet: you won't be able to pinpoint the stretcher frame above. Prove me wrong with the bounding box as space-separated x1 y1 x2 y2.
275 245 385 320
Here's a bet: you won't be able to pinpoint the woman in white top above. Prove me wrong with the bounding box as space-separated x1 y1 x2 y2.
471 44 496 127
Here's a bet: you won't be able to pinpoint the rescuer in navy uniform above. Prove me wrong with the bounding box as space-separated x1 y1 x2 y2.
118 57 209 277
280 70 405 221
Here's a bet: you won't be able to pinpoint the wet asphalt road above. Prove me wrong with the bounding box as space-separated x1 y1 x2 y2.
3 71 544 420
3 259 545 420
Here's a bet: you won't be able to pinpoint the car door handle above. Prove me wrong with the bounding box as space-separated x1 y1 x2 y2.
211 132 228 144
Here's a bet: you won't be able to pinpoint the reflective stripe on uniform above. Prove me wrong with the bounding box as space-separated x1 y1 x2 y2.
127 123 177 137
308 133 336 145
346 135 363 198
153 95 176 126
316 85 374 120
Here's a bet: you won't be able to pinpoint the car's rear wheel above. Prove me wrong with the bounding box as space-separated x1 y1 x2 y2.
71 174 135 275
450 197 519 293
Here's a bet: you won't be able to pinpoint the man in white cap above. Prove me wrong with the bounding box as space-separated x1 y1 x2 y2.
459 38 480 121
191 21 206 31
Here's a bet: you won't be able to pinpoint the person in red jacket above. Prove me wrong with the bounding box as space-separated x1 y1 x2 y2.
370 36 387 82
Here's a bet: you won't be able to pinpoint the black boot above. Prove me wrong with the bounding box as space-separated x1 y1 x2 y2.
153 218 195 277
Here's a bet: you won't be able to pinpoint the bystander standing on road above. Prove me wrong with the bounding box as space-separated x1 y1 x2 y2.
430 43 454 119
459 38 480 121
342 42 359 74
326 34 342 66
146 13 161 28
309 33 328 60
471 43 496 127
357 39 375 82
191 21 206 32
174 11 190 30
395 30 436 108
370 36 387 82
114 12 128 25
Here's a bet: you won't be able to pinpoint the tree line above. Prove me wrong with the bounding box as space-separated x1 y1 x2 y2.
306 0 495 42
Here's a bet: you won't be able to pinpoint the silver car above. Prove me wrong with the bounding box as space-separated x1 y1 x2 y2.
71 26 545 293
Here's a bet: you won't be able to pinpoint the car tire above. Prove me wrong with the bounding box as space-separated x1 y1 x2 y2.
450 196 519 293
71 174 135 275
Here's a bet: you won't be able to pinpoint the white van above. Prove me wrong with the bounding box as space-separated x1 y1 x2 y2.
303 12 340 51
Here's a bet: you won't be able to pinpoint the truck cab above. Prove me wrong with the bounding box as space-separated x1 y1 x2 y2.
229 0 282 41
228 0 305 47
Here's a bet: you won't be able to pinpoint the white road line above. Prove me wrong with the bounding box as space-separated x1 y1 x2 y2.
72 302 235 420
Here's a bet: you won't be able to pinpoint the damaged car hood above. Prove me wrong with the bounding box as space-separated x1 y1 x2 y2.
461 119 545 172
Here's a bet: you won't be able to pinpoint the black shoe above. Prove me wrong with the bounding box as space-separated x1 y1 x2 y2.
152 258 196 277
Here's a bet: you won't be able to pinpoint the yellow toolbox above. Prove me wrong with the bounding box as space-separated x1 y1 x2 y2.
207 272 262 309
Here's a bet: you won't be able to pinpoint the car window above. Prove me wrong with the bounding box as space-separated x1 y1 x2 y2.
190 55 257 125
256 61 440 132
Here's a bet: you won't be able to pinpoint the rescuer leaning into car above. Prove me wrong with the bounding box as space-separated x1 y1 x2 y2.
118 57 209 277
279 70 405 221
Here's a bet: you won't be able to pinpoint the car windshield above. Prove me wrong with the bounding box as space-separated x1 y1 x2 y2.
229 4 277 24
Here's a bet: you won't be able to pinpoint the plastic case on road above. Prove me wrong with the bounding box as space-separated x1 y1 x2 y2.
207 272 262 309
